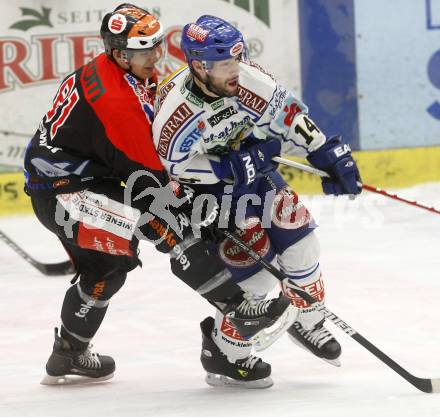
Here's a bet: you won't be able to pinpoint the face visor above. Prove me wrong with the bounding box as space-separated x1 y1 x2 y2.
124 36 167 63
200 41 248 78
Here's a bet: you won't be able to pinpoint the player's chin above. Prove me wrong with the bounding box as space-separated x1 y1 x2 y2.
144 67 155 77
135 67 154 80
224 80 239 96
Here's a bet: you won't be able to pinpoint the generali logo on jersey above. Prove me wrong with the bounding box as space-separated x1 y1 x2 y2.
237 85 268 116
1 6 185 93
158 102 194 158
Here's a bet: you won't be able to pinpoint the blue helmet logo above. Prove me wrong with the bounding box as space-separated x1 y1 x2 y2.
180 15 246 67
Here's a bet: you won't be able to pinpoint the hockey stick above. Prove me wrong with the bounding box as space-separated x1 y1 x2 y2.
0 229 75 276
273 156 440 216
221 229 440 393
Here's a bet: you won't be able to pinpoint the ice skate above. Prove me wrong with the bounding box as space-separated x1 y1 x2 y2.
200 317 273 389
288 320 342 367
224 292 298 347
40 328 115 385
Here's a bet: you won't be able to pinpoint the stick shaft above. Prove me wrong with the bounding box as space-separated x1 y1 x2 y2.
273 156 440 215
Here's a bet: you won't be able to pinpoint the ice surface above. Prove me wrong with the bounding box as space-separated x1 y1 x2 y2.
1 183 440 417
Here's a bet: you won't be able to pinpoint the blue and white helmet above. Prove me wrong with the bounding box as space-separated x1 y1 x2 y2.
180 15 248 69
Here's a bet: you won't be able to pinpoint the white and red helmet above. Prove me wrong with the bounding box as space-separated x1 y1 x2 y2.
100 3 164 55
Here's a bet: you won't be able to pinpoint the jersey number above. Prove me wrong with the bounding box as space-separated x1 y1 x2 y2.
294 116 320 145
46 74 79 140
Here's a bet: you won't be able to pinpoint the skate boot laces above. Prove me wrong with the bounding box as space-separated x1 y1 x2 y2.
294 323 334 349
236 355 261 369
77 345 102 369
236 292 271 317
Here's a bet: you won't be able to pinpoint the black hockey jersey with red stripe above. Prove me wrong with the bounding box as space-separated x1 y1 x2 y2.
24 53 167 196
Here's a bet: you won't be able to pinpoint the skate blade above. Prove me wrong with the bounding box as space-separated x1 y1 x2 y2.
288 334 341 367
40 372 114 386
252 304 298 352
205 373 273 389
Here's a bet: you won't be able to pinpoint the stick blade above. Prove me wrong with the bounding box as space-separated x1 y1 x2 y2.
430 379 440 393
37 260 75 276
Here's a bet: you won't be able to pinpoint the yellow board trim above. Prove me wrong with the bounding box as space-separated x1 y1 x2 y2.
1 146 439 217
280 146 440 194
0 172 32 216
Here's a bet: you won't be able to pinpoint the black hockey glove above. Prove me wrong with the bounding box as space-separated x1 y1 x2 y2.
190 198 233 244
170 182 231 244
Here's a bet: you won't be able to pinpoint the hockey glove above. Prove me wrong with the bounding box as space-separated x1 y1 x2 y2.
191 199 233 244
307 136 362 196
228 139 281 191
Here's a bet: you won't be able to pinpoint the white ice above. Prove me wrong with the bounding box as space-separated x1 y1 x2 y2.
1 183 440 417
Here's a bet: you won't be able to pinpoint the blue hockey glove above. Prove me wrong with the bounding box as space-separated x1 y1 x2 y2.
307 136 362 196
229 139 281 188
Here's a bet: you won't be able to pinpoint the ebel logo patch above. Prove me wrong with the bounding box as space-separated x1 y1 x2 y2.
237 85 268 116
207 106 238 127
158 103 193 158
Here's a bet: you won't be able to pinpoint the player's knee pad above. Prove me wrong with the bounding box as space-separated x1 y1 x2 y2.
237 261 279 296
79 270 127 301
277 231 320 280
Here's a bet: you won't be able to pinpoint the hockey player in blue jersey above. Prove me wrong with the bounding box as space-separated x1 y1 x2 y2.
152 15 362 388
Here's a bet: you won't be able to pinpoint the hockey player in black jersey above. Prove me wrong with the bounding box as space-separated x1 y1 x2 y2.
24 4 295 385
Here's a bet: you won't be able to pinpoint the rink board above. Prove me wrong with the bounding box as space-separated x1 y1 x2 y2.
0 172 32 216
2 146 440 216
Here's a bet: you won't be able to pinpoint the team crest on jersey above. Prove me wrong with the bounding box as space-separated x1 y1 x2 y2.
158 103 194 158
219 217 270 267
271 187 311 230
237 85 268 116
